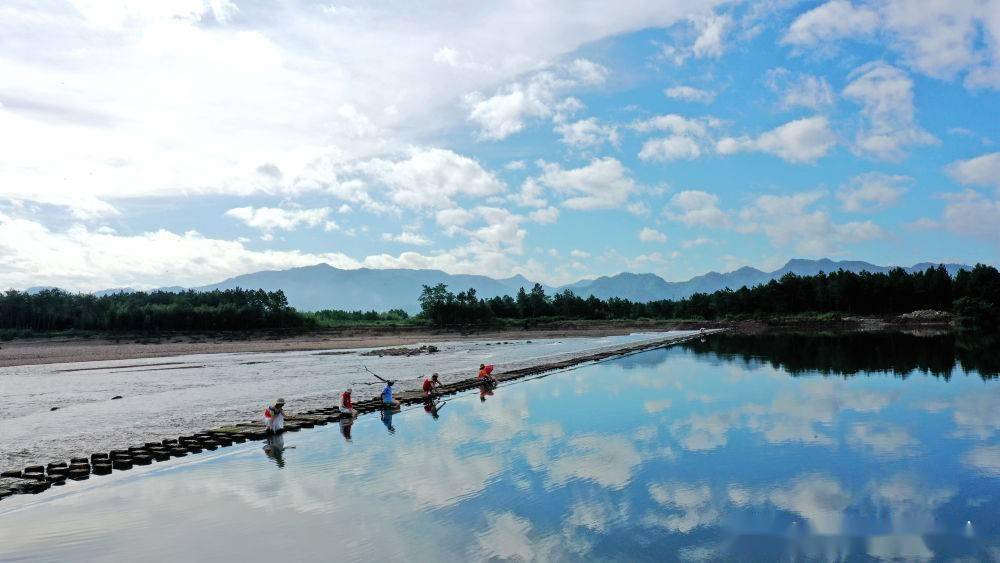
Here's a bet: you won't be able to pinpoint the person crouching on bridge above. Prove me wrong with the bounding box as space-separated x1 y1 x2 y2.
340 388 357 418
478 364 497 385
264 398 285 434
423 373 442 397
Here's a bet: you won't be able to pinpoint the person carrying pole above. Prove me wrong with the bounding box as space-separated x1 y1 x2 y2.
478 363 497 384
381 380 400 407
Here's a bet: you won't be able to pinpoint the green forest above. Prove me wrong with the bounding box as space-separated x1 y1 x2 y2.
0 288 309 334
2 264 998 336
417 264 1000 329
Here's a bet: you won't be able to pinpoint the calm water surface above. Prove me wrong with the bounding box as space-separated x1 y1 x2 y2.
0 332 998 562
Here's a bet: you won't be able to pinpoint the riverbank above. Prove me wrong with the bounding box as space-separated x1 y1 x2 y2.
0 321 714 368
0 314 955 368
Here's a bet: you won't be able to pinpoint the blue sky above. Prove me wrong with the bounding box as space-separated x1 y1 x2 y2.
1 0 998 291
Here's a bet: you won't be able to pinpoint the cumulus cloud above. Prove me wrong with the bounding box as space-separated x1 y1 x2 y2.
535 157 637 210
765 68 835 110
946 152 1000 190
465 59 608 140
664 85 716 103
782 1 880 48
352 148 505 209
225 206 334 232
665 190 730 228
716 116 837 163
638 227 668 243
783 0 1000 89
843 62 936 161
738 191 884 254
381 231 432 246
939 190 1000 239
633 114 722 162
554 117 620 148
0 214 359 291
837 172 911 212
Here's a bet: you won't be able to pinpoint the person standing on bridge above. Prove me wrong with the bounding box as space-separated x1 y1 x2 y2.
264 398 285 434
381 380 400 407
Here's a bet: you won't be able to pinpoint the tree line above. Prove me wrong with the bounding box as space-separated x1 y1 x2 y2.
0 288 309 333
419 264 1000 329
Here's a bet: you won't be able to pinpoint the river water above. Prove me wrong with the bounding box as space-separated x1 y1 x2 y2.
0 331 998 561
0 331 696 470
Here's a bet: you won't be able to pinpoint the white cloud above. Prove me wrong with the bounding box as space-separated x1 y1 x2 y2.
528 206 560 224
946 152 1000 190
716 116 837 163
965 444 1000 476
639 136 702 161
554 117 620 148
738 191 884 254
843 62 936 161
435 207 475 229
381 231 432 246
782 1 880 48
0 214 359 291
638 227 668 243
664 85 716 103
765 68 835 110
511 177 548 209
224 206 332 232
681 236 712 248
782 0 1000 89
837 172 911 212
690 13 732 58
353 148 505 209
633 114 721 162
465 59 608 140
939 190 1000 238
570 249 590 258
535 157 637 210
665 190 730 228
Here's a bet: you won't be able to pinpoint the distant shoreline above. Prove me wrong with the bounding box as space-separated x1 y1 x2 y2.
0 317 954 368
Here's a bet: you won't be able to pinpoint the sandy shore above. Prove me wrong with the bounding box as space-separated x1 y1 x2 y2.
0 322 709 368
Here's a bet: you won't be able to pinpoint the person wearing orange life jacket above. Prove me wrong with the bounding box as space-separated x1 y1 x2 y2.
478 363 497 384
264 398 285 434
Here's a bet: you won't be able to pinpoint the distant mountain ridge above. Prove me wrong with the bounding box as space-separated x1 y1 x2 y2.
18 259 976 313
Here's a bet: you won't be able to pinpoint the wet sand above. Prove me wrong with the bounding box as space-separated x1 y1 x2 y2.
0 322 706 368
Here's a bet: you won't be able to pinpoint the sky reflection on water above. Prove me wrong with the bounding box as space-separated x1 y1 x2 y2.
0 332 998 562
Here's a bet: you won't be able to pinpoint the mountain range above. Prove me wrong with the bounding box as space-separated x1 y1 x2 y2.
192 258 972 312
25 258 974 313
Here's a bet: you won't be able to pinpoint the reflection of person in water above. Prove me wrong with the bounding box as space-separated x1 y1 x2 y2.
479 382 495 402
339 417 354 442
380 407 396 434
423 397 441 419
263 433 291 468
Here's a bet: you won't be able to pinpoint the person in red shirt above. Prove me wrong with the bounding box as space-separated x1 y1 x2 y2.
422 373 442 396
340 388 357 418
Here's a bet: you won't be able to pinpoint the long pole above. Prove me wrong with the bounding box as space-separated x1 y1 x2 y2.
361 364 389 383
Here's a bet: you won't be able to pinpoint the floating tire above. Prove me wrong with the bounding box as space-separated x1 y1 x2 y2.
91 453 109 462
185 445 202 454
132 455 152 466
92 465 112 475
112 459 133 470
1 470 22 478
